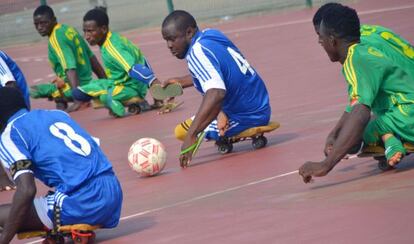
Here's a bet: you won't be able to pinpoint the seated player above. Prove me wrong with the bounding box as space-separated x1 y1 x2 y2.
161 10 271 167
0 87 122 243
31 5 107 111
71 9 162 117
299 3 414 183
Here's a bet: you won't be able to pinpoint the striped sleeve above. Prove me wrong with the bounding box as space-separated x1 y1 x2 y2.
343 45 380 109
49 28 77 70
0 124 33 180
0 55 16 86
105 38 135 72
187 42 226 93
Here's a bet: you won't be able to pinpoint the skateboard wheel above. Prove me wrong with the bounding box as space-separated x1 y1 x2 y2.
42 236 64 244
252 136 267 149
378 159 394 171
128 104 142 114
218 143 233 154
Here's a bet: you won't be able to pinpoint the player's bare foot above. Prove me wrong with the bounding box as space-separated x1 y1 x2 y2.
388 151 403 166
66 101 90 113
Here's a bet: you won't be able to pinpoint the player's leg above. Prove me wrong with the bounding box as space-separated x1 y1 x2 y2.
59 173 122 228
362 107 414 166
0 202 45 232
108 84 147 117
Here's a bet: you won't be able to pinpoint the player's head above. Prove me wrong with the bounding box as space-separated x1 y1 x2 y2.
318 4 360 62
83 8 109 46
33 5 57 37
0 87 28 132
312 2 342 34
161 10 198 59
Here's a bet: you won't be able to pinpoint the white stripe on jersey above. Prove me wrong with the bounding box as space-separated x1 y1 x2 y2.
0 56 15 86
188 42 226 93
0 114 29 167
1 124 28 165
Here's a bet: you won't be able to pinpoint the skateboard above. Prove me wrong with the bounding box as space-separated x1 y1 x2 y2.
215 121 280 154
357 142 414 171
105 97 183 118
17 224 100 244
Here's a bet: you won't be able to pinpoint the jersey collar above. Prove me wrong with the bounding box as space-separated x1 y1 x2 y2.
185 30 202 58
8 108 28 124
50 23 61 38
102 31 113 48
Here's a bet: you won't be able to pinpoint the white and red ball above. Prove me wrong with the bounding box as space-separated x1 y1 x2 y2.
128 138 167 177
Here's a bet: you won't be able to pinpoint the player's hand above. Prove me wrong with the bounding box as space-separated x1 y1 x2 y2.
180 135 197 168
217 111 229 136
0 176 16 192
162 77 180 88
52 77 65 89
298 161 329 183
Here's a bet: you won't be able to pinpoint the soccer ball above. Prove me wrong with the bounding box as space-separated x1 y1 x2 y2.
128 138 167 177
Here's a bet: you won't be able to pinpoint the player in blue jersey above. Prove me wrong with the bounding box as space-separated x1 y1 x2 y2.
0 87 122 243
0 51 30 109
161 10 271 167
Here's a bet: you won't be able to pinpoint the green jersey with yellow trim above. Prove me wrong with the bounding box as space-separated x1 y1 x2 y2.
100 32 147 89
343 43 414 115
48 24 94 85
361 24 414 78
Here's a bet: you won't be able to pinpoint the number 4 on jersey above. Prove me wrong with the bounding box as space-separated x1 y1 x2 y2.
227 47 255 75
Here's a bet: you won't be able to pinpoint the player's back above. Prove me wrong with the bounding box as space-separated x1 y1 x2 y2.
361 24 414 78
48 24 94 85
191 29 270 121
345 43 414 114
8 109 114 193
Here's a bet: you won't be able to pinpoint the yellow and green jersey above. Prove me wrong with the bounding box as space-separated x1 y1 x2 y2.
48 24 94 86
100 32 148 90
361 24 414 78
343 43 414 115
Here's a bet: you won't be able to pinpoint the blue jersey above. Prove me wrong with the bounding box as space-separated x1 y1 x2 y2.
186 29 271 122
0 51 30 109
0 109 114 194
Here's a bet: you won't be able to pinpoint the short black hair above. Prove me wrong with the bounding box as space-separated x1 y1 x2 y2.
312 2 342 27
83 8 109 27
0 87 27 132
321 4 360 42
162 10 197 33
33 5 55 19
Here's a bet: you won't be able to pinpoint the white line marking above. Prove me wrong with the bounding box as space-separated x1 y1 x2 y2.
120 170 299 221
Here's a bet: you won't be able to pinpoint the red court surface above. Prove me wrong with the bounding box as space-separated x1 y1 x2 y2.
2 0 414 243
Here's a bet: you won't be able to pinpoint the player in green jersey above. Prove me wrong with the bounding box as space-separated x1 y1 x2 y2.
313 3 414 79
299 3 414 183
31 5 106 110
71 9 162 117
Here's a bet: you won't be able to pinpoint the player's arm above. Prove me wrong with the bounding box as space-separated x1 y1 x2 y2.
299 104 371 183
180 88 225 166
90 55 106 79
164 74 193 88
0 57 17 88
66 69 80 88
324 111 350 156
0 171 36 244
0 164 15 191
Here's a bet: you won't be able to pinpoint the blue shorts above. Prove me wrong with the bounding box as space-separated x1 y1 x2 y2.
34 172 123 229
